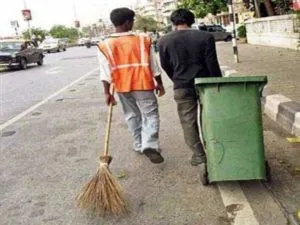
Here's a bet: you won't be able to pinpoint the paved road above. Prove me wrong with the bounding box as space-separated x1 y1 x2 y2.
0 46 98 124
0 46 297 225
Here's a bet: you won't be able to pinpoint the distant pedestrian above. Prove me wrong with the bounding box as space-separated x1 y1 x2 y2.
158 8 222 166
143 27 148 35
152 30 160 52
97 7 165 164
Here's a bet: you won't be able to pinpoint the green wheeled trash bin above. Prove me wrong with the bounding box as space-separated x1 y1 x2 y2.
195 76 270 185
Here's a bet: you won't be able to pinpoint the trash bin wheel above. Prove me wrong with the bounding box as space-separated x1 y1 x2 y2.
265 161 271 182
199 163 209 185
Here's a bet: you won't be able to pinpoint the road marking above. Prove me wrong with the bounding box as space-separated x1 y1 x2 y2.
46 67 61 72
45 66 62 74
218 182 259 225
0 67 99 132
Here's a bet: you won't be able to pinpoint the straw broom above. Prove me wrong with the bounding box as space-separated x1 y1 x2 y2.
77 89 127 216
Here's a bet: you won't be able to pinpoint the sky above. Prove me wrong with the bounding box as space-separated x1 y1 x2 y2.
0 0 141 36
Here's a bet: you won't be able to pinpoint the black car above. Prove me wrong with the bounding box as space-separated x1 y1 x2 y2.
198 25 232 41
164 24 232 42
0 39 44 70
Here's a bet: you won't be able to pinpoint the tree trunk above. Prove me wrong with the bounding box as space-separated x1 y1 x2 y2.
264 0 275 16
253 0 261 18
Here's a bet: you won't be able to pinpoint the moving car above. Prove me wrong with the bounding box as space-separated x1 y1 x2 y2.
91 37 102 46
198 24 232 41
39 38 66 53
0 39 44 70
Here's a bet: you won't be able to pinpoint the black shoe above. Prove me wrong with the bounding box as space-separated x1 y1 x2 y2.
143 148 164 164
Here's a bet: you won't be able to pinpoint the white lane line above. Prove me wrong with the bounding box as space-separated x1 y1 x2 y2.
218 182 259 225
46 66 61 73
0 67 99 132
45 66 62 74
46 71 62 75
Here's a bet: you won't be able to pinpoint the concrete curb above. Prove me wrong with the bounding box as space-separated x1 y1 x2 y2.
220 66 300 137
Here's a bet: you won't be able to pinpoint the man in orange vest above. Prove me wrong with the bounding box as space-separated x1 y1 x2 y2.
97 7 165 164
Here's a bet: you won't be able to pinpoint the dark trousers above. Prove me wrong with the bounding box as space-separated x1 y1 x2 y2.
174 88 205 156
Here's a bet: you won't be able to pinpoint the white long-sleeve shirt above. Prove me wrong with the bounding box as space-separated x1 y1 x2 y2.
97 32 161 83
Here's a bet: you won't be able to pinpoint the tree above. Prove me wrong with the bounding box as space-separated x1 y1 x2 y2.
82 26 92 37
178 0 228 18
49 25 79 39
82 24 105 37
242 0 292 17
264 0 275 16
134 15 158 32
23 27 48 42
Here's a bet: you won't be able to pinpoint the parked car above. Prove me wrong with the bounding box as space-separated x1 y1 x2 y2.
198 24 232 42
0 39 44 70
39 38 66 53
77 38 90 46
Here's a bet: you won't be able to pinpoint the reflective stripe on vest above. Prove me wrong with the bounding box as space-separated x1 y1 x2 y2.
103 35 149 71
104 39 117 68
99 34 155 92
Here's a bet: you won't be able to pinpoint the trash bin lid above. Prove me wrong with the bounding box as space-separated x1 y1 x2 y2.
195 76 267 85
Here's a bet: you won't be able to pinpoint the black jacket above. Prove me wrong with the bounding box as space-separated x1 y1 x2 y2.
158 29 222 89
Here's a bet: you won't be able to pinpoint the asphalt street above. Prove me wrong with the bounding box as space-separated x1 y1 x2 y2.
0 45 297 225
0 47 98 124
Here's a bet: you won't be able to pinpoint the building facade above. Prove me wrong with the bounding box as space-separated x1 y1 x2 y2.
135 0 178 25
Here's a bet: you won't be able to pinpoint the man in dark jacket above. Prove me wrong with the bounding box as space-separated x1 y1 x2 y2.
158 8 222 166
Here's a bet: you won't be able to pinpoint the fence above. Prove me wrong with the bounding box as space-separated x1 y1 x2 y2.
245 14 299 50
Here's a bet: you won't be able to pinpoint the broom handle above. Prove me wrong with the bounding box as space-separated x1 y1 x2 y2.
103 87 115 156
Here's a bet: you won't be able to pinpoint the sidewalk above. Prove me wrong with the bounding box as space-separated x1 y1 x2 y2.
216 42 300 102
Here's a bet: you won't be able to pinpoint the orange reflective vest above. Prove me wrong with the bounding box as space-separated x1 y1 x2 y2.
98 34 155 93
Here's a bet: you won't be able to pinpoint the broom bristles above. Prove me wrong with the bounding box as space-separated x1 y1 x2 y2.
77 163 127 217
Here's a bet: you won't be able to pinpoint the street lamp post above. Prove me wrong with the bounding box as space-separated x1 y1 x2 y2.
72 1 81 39
227 0 239 63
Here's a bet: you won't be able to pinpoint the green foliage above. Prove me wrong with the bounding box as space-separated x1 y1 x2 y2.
272 0 293 15
23 28 48 42
134 15 158 32
178 0 228 18
237 25 247 38
296 10 300 20
49 25 79 39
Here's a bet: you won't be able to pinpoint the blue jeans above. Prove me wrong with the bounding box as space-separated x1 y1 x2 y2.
118 91 160 152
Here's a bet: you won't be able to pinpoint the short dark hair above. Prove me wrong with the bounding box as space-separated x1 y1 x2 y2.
110 8 135 26
170 8 195 26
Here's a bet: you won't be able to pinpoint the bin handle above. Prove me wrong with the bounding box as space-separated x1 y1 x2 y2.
244 82 247 92
259 84 265 97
